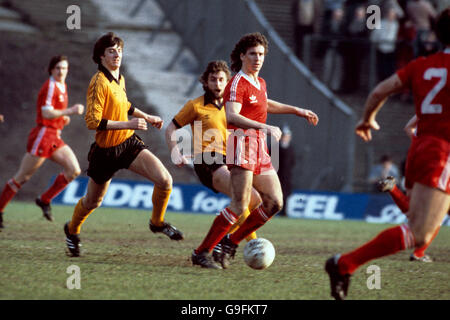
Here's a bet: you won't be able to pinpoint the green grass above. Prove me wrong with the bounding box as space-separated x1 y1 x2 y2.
0 201 449 300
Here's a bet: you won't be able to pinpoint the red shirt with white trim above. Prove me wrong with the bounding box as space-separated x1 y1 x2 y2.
35 77 68 130
397 49 450 142
223 70 268 134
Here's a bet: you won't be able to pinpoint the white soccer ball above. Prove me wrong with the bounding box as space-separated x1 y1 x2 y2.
243 238 275 270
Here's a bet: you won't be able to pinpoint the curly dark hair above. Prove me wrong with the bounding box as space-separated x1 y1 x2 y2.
230 32 268 72
199 60 231 91
48 55 68 75
92 32 124 65
435 8 450 46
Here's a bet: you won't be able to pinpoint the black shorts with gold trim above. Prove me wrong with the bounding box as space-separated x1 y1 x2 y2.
193 152 227 193
87 134 148 184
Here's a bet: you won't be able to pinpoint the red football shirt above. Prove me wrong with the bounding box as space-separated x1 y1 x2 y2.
35 77 68 130
224 70 268 135
397 48 450 142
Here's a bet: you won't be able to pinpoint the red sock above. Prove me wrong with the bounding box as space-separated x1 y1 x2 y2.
195 207 238 254
229 206 270 245
413 225 440 258
389 185 410 213
0 179 21 212
40 173 69 204
338 224 414 275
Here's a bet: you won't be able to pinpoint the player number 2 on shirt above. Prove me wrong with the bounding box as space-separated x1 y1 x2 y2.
421 68 447 114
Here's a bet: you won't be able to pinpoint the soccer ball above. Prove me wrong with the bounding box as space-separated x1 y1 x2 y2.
243 238 275 270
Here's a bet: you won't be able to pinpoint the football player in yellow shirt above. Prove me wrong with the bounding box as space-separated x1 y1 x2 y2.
64 32 183 257
165 60 262 268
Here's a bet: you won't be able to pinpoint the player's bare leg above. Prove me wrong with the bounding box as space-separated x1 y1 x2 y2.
408 183 450 248
216 170 283 268
212 165 261 237
36 145 81 221
50 145 81 182
0 153 45 228
129 149 183 240
207 167 253 268
16 154 51 219
82 178 111 211
13 153 46 185
212 165 262 210
210 166 261 263
228 167 254 217
225 170 283 245
64 178 110 257
378 177 437 261
252 170 284 217
326 183 450 300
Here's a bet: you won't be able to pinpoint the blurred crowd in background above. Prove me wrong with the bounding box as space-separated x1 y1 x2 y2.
292 0 447 94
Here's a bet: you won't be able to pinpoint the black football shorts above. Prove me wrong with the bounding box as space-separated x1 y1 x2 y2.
87 134 148 184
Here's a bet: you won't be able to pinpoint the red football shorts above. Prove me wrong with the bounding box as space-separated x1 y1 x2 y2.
226 130 274 175
26 126 65 158
405 135 450 194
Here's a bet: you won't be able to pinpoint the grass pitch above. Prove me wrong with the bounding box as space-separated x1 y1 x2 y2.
0 201 449 300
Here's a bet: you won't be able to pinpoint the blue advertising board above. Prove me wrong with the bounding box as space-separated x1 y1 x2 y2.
53 176 450 226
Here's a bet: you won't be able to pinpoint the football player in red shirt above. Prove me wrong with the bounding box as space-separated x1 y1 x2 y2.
0 56 84 227
378 115 446 263
325 8 450 300
192 32 318 269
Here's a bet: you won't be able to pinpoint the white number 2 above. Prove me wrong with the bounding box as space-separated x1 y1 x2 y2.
421 68 447 114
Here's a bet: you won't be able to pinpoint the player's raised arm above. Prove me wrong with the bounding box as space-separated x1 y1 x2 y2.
267 99 318 126
356 73 405 142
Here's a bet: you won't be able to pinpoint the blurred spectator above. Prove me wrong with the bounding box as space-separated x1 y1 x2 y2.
368 155 400 192
406 0 437 57
320 0 346 34
419 30 441 57
315 0 345 60
395 16 416 101
432 0 450 13
322 8 345 91
292 0 321 59
369 0 404 18
370 7 400 81
396 17 416 70
340 5 369 93
277 125 296 216
0 114 4 122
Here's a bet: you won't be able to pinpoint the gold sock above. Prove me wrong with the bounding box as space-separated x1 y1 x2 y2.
68 198 94 235
150 186 171 226
228 207 257 241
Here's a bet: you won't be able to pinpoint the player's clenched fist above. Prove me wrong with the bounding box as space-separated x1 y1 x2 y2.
146 115 163 129
129 117 148 130
69 104 84 115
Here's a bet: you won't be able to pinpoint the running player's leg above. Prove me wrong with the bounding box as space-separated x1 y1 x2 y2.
69 178 110 235
49 144 81 183
0 153 45 217
194 167 253 255
408 183 449 248
228 170 283 245
211 165 261 240
327 183 449 299
128 149 182 240
35 145 81 220
65 178 110 256
380 178 439 260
